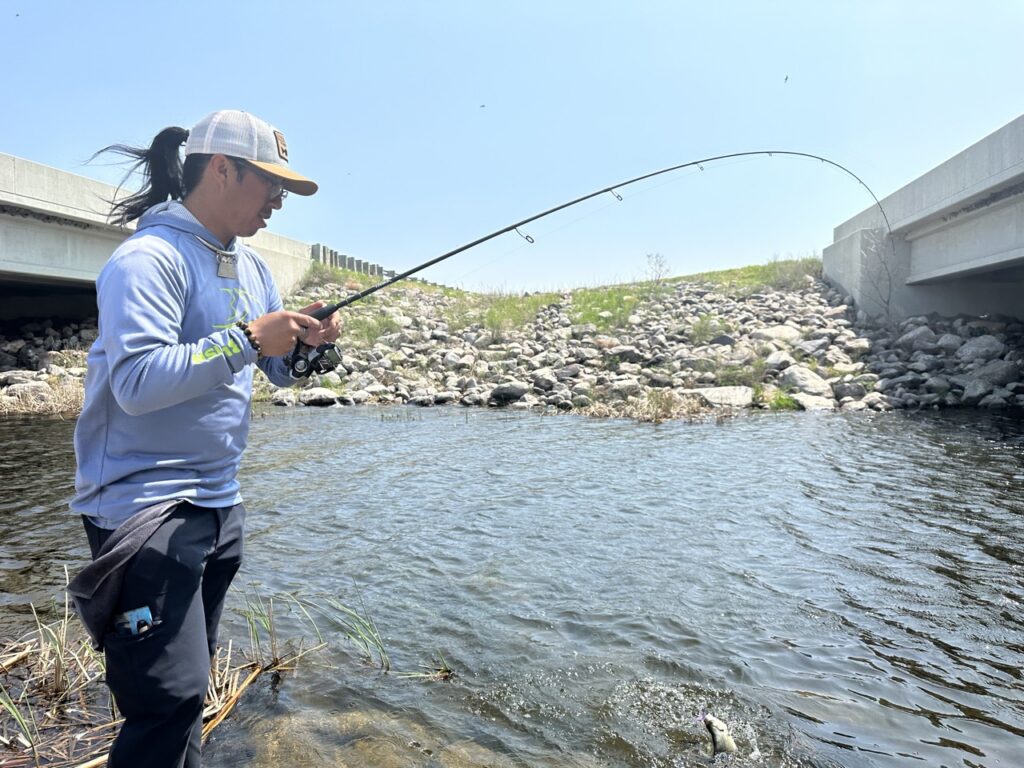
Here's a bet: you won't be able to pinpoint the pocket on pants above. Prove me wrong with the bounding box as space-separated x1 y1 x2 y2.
103 620 171 717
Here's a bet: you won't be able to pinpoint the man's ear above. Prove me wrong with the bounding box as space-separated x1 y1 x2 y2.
206 154 234 192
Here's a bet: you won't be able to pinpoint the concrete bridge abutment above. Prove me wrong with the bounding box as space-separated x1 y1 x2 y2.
824 113 1024 323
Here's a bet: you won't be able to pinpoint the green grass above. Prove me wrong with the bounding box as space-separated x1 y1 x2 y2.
570 286 641 331
483 292 560 337
441 291 561 338
299 261 376 292
715 358 767 388
766 389 800 410
341 310 401 347
673 256 822 294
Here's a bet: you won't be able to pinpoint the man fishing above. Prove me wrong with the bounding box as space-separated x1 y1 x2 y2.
68 109 339 768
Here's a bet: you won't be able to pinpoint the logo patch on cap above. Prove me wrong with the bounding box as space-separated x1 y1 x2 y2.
273 131 289 161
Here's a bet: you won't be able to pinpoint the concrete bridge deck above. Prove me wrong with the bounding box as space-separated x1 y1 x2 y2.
824 113 1024 321
0 153 317 320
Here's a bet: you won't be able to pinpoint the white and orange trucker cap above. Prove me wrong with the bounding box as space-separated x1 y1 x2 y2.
184 109 318 196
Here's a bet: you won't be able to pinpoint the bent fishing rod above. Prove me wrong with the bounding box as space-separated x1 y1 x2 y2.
288 150 892 378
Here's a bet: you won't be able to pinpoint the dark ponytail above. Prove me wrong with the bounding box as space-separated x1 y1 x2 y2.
95 126 190 226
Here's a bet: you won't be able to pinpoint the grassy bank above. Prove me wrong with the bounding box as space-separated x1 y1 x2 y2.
2 256 828 418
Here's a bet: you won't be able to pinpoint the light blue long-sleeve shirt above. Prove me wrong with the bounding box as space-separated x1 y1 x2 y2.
71 202 296 529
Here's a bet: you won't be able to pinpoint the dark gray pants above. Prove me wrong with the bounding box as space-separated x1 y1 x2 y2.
83 501 245 768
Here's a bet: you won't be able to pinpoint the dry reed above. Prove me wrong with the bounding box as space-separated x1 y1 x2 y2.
0 588 323 768
580 390 709 424
0 380 84 418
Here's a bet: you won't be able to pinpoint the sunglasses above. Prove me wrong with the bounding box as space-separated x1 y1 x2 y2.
234 159 289 201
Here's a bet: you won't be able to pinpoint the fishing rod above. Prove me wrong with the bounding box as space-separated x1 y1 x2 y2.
288 150 892 378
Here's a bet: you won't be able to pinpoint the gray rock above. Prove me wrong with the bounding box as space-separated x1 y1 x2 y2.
472 331 495 348
841 337 872 357
961 378 994 405
689 386 754 408
609 378 643 399
554 364 582 380
794 338 830 357
936 333 964 354
973 359 1019 386
978 393 1010 409
299 387 340 406
923 376 952 395
791 392 836 411
0 371 38 386
954 334 1006 362
764 350 795 370
644 371 673 388
779 365 833 398
607 345 644 363
532 370 558 391
489 380 530 403
861 391 895 411
317 371 344 387
270 389 297 406
833 380 867 400
4 381 52 401
751 325 802 344
895 325 937 351
840 400 870 412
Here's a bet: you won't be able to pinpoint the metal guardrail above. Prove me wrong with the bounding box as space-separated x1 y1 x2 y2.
310 243 446 288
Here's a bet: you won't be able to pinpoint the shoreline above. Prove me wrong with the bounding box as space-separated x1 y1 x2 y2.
2 270 1022 420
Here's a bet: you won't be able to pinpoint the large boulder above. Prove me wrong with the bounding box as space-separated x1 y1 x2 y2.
973 359 1019 386
299 387 340 406
791 392 836 411
0 371 38 386
961 378 994 405
489 380 530 403
954 335 1005 363
779 365 833 398
894 325 937 351
609 377 643 399
5 381 53 402
690 386 754 408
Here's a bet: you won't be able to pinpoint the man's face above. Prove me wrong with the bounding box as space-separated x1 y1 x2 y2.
226 160 285 239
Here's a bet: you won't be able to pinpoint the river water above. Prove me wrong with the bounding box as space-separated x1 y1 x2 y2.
1 407 1022 767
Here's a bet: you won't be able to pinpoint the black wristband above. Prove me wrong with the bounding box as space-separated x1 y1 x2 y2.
235 321 263 359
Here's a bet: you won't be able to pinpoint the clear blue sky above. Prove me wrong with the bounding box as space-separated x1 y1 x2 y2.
3 1 1022 291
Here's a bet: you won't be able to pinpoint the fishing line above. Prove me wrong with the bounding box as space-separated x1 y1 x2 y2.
450 196 624 285
308 150 893 322
449 162 726 284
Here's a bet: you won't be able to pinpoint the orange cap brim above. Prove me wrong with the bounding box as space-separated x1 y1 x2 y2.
248 160 319 196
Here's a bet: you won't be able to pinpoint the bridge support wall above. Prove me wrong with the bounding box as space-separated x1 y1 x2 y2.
824 114 1024 322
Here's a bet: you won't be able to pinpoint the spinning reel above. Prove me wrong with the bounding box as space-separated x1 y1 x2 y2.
287 341 343 379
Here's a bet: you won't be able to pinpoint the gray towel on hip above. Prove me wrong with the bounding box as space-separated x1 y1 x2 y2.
68 500 182 649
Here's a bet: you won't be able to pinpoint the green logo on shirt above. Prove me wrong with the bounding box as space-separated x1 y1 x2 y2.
213 288 258 329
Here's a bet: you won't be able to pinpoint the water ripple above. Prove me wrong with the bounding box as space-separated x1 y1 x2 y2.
3 407 1024 766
